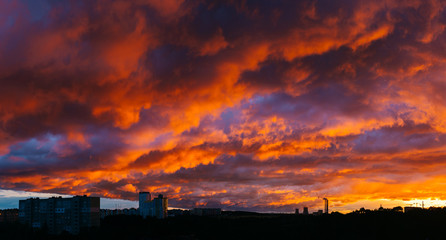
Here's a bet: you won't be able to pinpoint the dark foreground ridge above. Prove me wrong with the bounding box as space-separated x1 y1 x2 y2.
2 209 446 240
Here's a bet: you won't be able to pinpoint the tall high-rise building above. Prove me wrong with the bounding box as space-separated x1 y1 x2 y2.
153 194 168 219
323 198 329 214
19 196 100 235
139 192 151 216
303 207 309 215
138 192 168 219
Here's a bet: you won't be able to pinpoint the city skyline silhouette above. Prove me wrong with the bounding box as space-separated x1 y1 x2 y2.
1 0 446 215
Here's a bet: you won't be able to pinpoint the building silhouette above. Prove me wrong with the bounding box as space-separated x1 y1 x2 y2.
191 208 221 216
139 192 151 217
303 207 309 215
138 192 168 219
168 209 189 217
19 196 100 234
153 194 168 219
313 210 323 215
0 209 18 223
404 206 422 213
100 208 138 218
323 198 328 214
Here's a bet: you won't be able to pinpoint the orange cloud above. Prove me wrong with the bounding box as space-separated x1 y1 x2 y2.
2 0 446 213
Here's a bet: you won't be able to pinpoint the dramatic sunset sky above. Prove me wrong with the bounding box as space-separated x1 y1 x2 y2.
1 0 446 213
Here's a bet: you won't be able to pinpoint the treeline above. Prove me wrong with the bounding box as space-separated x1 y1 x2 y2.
3 209 446 239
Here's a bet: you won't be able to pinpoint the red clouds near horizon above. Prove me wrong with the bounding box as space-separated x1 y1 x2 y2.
1 0 446 212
